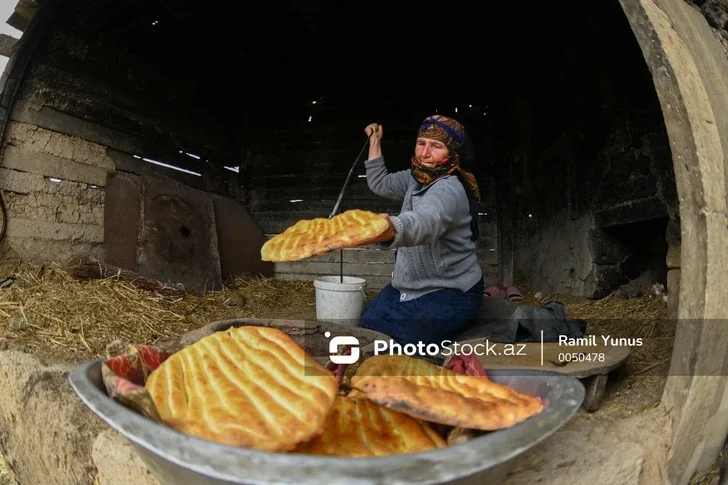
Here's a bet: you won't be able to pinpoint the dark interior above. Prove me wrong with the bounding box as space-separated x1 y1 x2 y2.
28 0 678 297
601 217 670 287
49 0 643 164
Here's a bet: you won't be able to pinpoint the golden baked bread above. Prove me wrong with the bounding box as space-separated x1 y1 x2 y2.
349 355 544 431
293 395 446 456
145 326 338 452
260 209 391 262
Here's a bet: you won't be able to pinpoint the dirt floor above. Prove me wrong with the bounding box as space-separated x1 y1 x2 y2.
0 259 673 421
0 257 708 484
0 452 15 485
511 281 672 428
0 259 322 363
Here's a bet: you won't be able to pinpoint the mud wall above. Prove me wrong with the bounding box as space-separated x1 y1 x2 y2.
0 121 108 261
497 0 679 299
0 9 261 286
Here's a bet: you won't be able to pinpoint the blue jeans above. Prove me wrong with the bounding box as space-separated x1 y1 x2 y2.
360 278 484 346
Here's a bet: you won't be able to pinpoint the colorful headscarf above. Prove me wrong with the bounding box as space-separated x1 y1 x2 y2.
412 115 481 203
417 115 466 150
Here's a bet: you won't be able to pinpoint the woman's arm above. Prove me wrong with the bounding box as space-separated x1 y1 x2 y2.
386 181 467 248
363 123 410 200
365 157 411 200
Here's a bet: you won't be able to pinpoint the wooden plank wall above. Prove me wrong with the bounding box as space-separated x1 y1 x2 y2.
246 131 500 290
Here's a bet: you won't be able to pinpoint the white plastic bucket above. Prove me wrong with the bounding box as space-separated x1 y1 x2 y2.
313 276 367 326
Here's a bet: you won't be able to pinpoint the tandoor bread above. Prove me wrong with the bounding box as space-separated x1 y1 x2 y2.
145 326 338 452
349 355 544 431
293 395 446 457
260 209 390 262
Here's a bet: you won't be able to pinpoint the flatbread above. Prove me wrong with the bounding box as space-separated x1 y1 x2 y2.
145 326 338 452
260 209 390 262
349 355 544 431
293 395 446 457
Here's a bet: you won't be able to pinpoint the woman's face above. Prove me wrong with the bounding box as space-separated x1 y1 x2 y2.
415 137 449 167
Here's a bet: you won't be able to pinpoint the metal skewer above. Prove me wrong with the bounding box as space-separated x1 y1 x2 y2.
330 136 371 283
329 136 371 220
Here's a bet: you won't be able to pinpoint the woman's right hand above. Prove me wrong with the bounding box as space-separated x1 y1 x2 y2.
364 123 383 143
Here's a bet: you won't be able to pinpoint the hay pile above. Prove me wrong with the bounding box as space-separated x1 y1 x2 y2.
0 258 673 381
514 281 673 420
519 290 673 376
0 260 319 363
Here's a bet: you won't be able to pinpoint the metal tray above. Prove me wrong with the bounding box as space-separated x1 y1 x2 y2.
70 359 584 485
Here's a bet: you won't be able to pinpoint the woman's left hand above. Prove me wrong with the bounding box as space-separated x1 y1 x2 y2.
375 213 395 243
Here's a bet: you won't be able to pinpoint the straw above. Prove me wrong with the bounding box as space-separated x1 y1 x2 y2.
0 260 316 363
0 258 673 379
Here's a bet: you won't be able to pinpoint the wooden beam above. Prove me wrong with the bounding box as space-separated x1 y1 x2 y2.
6 0 38 31
9 100 210 177
15 0 38 20
108 149 208 192
6 12 29 31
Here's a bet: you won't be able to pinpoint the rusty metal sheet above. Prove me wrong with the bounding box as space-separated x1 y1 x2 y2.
212 195 273 280
104 169 270 293
104 171 141 270
137 174 222 293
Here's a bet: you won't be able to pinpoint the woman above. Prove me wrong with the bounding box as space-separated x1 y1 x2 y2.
360 115 484 346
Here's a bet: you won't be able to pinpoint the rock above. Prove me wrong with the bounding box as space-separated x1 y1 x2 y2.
92 430 160 485
592 265 624 299
667 269 681 319
702 1 728 29
618 269 658 299
7 313 27 332
224 293 246 306
500 422 644 485
666 244 681 269
0 350 106 485
0 452 18 485
665 217 681 245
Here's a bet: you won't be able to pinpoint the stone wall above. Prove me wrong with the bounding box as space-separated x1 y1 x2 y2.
0 10 248 271
500 0 679 299
0 121 109 262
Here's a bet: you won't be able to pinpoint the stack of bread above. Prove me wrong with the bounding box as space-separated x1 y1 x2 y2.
143 325 544 457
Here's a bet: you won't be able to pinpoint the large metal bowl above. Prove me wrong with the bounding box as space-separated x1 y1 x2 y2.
69 358 584 485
